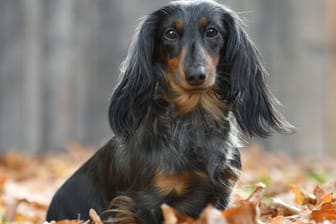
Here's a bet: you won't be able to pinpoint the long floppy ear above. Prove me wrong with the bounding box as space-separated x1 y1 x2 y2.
108 15 158 138
221 13 294 137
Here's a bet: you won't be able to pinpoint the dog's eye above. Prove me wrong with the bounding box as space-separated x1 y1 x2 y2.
164 29 178 40
205 27 218 38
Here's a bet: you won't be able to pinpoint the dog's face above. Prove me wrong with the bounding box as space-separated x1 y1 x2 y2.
156 2 230 117
109 0 294 138
159 8 224 92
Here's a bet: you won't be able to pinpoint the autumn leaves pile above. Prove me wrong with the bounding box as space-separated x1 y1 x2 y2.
0 144 335 223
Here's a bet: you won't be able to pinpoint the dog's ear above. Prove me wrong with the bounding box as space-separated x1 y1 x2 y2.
221 13 294 137
108 15 158 138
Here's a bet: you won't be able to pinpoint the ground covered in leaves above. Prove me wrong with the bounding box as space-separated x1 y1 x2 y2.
0 144 335 223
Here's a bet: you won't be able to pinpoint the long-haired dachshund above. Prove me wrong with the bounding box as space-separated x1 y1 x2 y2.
46 0 293 223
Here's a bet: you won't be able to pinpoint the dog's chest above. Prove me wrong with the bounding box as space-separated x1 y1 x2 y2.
168 114 229 147
152 170 209 196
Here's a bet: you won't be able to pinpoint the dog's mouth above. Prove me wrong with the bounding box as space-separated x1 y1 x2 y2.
180 73 217 95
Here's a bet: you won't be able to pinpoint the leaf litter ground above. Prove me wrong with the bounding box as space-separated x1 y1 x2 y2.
0 144 335 224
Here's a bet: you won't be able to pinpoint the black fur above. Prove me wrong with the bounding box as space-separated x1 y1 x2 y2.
46 0 293 223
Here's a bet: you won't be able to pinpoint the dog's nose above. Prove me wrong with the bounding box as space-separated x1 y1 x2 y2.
185 67 206 85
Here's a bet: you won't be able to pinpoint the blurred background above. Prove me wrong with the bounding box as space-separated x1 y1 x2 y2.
0 0 335 156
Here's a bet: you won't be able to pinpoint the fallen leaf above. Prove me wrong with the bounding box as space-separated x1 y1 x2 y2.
198 206 227 224
89 209 103 224
310 202 336 222
0 172 8 191
55 220 82 224
246 182 266 205
272 198 300 216
290 184 305 205
222 201 258 224
313 185 326 200
317 192 333 207
161 204 195 224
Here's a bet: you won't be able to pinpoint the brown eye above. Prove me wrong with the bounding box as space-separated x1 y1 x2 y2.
164 29 178 40
205 27 218 38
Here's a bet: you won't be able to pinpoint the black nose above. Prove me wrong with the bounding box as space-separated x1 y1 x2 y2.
185 67 206 85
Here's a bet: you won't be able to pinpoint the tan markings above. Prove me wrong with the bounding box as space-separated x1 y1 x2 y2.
200 90 227 121
106 196 139 223
170 91 202 115
165 72 201 115
153 170 208 196
166 58 180 74
165 85 228 120
166 54 183 74
200 16 208 27
176 19 183 31
163 44 227 119
164 47 200 115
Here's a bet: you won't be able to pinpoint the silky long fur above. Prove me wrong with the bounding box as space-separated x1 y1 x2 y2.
47 1 293 223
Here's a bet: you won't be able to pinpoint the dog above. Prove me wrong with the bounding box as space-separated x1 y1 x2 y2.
46 0 293 223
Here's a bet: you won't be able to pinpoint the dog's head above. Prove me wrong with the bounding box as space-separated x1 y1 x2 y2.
109 0 294 138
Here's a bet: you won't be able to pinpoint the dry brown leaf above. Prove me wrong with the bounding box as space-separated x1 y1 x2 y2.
272 198 300 216
290 184 305 205
317 192 334 207
161 204 179 224
246 182 266 205
1 145 336 223
221 201 258 224
89 208 103 224
55 220 82 224
313 185 326 200
259 202 278 218
1 152 28 170
0 171 8 190
198 206 227 224
263 216 286 224
161 204 195 224
310 202 336 222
